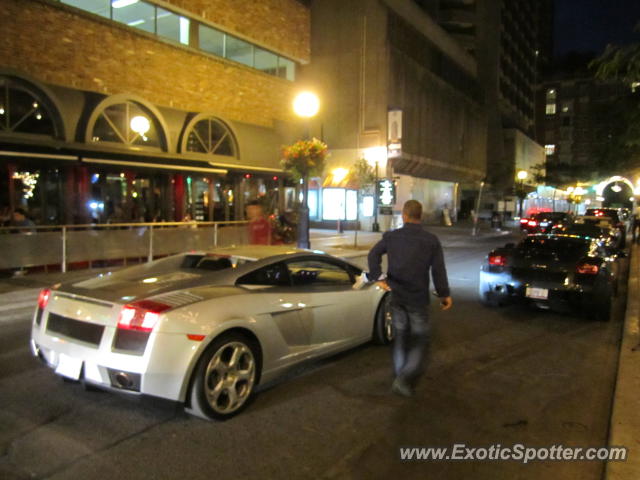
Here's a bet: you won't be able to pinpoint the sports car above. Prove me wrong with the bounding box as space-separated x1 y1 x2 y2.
479 234 619 321
30 246 391 420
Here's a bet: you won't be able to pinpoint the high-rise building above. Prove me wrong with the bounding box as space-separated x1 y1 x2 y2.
305 0 488 226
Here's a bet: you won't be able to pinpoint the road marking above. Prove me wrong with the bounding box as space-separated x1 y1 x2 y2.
0 288 40 312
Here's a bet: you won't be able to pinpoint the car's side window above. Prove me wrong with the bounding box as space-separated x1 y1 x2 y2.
236 262 291 286
286 259 354 287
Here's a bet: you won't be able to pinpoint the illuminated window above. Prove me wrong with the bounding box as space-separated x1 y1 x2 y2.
0 77 57 137
545 103 556 115
59 0 297 80
91 100 163 149
545 144 556 156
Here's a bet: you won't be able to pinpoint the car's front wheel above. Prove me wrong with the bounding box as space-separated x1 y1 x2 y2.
373 294 393 345
187 333 259 420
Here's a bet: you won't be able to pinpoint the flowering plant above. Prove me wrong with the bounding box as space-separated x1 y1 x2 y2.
281 138 328 181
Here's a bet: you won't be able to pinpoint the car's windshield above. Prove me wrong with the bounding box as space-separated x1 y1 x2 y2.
517 237 591 262
533 212 566 221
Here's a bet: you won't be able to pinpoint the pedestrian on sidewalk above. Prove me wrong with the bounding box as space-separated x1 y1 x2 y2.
367 199 453 397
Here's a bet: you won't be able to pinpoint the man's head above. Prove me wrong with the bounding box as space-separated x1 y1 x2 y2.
402 200 423 224
13 208 27 221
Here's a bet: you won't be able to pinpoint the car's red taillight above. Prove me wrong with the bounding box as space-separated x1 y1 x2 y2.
576 262 599 275
117 300 171 332
527 220 538 227
37 288 51 309
488 254 506 266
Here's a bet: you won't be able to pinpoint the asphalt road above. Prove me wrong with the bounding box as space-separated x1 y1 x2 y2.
0 234 626 479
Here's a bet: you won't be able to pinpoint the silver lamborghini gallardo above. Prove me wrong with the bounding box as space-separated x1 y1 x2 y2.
30 246 391 420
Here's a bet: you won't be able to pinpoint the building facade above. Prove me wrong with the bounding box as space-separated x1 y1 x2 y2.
420 0 550 216
305 0 487 226
0 0 309 224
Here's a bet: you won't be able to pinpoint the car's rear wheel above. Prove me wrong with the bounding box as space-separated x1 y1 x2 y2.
373 294 393 345
187 333 258 420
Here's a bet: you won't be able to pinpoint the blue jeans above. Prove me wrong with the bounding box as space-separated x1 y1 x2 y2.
391 300 431 386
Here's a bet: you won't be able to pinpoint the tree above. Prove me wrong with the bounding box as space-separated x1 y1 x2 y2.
590 32 640 176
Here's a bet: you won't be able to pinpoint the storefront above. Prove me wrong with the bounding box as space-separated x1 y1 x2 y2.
0 72 289 225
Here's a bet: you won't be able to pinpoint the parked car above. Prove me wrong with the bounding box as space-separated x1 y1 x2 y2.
584 208 627 247
519 212 574 234
550 221 620 254
479 234 619 321
30 246 391 420
576 214 625 249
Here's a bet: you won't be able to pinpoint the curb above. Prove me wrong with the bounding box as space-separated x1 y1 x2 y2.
605 244 640 478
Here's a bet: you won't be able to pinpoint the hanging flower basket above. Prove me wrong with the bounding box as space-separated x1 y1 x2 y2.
281 138 328 182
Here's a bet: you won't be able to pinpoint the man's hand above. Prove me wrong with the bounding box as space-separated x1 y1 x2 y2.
375 280 391 292
440 296 453 310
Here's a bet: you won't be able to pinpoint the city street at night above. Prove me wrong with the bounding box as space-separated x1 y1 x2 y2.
0 229 627 479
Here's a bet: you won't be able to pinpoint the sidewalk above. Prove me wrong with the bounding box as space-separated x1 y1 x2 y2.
606 243 640 478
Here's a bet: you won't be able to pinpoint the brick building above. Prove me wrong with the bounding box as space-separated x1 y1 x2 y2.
0 0 309 224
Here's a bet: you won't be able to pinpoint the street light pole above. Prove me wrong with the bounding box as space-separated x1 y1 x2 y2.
292 91 320 250
516 170 528 218
372 159 380 232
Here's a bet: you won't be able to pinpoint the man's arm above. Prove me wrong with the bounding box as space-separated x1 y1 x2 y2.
367 237 387 283
430 237 451 299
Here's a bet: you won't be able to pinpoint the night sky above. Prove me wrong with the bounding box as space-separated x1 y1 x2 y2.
554 0 640 57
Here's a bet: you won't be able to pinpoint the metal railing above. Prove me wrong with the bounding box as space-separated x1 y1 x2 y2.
0 221 250 272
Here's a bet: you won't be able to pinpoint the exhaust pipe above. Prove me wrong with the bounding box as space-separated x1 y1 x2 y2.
115 372 133 389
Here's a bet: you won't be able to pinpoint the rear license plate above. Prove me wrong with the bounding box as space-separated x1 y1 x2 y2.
55 353 82 380
526 287 548 300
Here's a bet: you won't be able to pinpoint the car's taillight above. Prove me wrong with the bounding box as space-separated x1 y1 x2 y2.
117 300 171 332
520 218 529 224
576 262 599 275
527 220 538 227
488 254 506 266
37 288 51 309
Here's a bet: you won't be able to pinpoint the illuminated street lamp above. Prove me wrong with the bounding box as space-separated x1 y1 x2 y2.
516 170 528 218
292 91 320 248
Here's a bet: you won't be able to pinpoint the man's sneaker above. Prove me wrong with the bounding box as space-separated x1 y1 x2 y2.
391 377 413 397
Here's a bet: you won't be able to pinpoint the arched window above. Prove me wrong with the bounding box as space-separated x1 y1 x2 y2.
90 99 166 150
184 116 237 157
0 76 59 137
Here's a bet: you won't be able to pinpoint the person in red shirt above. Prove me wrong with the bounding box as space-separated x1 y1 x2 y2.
246 201 272 245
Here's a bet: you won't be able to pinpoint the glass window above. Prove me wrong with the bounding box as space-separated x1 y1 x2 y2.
546 88 557 101
322 188 345 220
544 144 555 156
346 190 358 220
0 79 56 136
112 0 156 34
545 103 556 115
287 259 353 287
308 189 319 219
92 101 162 149
61 0 110 18
237 262 290 286
277 57 295 81
254 48 278 75
226 36 254 67
199 24 225 56
185 117 236 157
157 8 189 45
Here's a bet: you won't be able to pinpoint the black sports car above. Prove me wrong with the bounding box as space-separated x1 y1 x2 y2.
479 234 619 320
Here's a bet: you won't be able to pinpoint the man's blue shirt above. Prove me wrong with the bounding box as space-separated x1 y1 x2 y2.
367 223 450 307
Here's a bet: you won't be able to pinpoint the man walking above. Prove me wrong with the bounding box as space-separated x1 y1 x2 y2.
368 200 452 397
